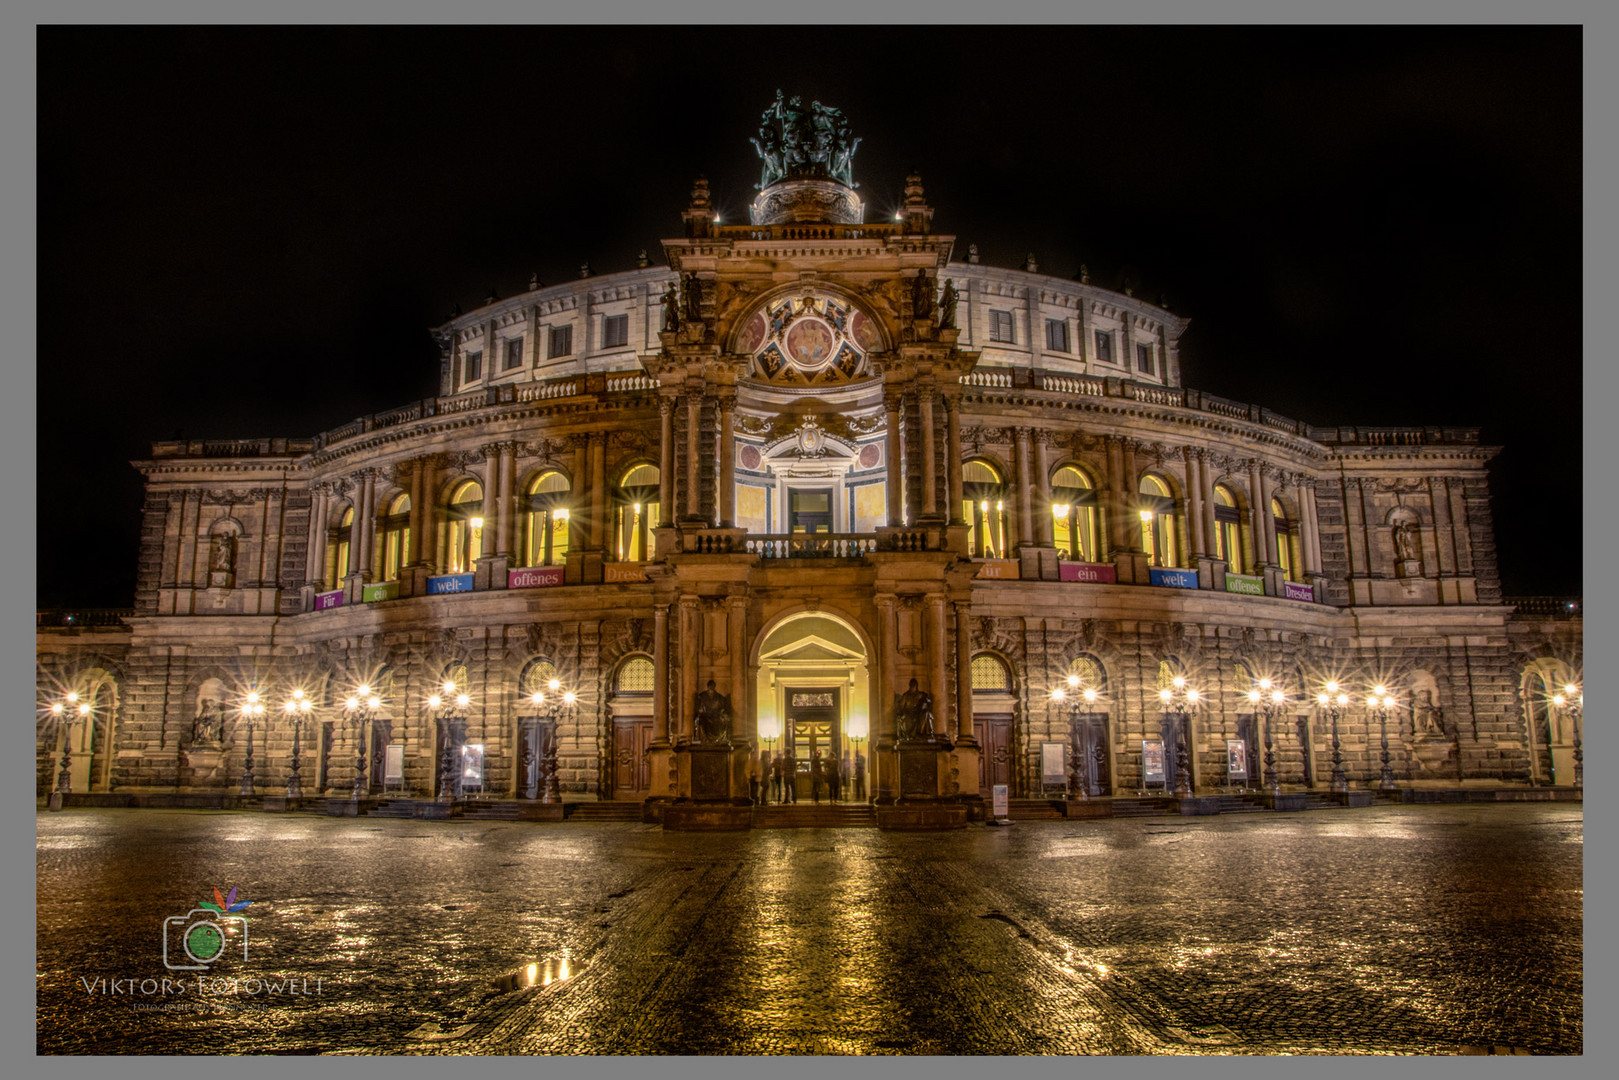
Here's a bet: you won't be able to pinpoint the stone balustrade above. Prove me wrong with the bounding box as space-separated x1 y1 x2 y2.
746 534 879 559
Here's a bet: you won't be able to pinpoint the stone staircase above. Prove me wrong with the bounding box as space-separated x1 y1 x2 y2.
564 801 645 823
754 803 876 828
366 799 420 819
1109 797 1180 818
1007 798 1067 820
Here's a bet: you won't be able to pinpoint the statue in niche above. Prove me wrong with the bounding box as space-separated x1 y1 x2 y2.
209 533 236 574
661 282 680 332
1414 689 1446 736
911 273 934 320
191 697 225 746
1393 520 1420 563
692 680 733 746
894 678 935 741
683 273 703 324
938 279 958 329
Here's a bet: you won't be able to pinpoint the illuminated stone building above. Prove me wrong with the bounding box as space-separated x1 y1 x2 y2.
37 99 1583 817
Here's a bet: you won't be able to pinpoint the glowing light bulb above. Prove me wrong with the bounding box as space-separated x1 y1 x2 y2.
1317 693 1329 706
1258 678 1272 691
1553 694 1565 707
292 688 304 700
1083 689 1098 704
563 692 576 706
443 681 456 694
456 694 470 708
66 692 79 704
78 703 91 716
1172 676 1186 690
246 691 260 705
1374 684 1387 697
346 697 360 711
368 696 381 710
1247 690 1261 703
470 517 484 529
51 703 64 715
428 695 442 709
1271 690 1284 705
1564 684 1578 696
1067 674 1080 689
1053 688 1066 703
1325 681 1339 694
532 691 545 705
1158 689 1172 704
548 678 560 692
1336 694 1349 707
358 685 371 697
1185 689 1200 705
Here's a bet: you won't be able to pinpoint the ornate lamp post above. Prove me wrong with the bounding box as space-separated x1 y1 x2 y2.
845 712 868 802
758 713 782 804
1053 675 1100 799
1315 682 1351 794
429 682 471 802
1158 676 1201 798
527 678 574 804
1245 678 1287 795
47 691 92 800
281 688 314 799
342 684 383 800
1367 685 1399 792
1552 683 1582 788
239 690 267 796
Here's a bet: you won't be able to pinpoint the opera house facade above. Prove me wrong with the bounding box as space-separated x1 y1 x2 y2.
37 100 1582 822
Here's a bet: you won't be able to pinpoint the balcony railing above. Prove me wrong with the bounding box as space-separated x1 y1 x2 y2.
747 534 879 559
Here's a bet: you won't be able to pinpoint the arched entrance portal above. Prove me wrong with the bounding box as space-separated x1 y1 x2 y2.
754 610 871 802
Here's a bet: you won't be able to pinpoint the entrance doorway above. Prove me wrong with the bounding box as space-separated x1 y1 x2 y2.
975 715 1012 793
612 719 653 798
789 488 834 533
786 687 840 799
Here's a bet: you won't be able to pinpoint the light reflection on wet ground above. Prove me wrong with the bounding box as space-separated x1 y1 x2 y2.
37 804 1581 1055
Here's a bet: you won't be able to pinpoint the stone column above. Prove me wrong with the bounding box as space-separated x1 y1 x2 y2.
480 448 500 562
1198 452 1217 560
355 470 377 580
718 391 737 528
920 386 937 516
729 596 748 740
1427 475 1452 577
928 594 950 740
677 596 700 741
954 601 974 742
1104 436 1126 557
1014 428 1034 551
497 443 516 558
306 485 329 586
589 433 607 550
1185 447 1207 558
884 390 904 526
1121 439 1141 552
1033 432 1053 545
658 397 675 514
1247 459 1268 568
571 434 590 552
652 603 670 743
685 395 702 518
1259 466 1279 567
873 593 897 801
944 392 965 524
407 460 426 565
419 456 439 569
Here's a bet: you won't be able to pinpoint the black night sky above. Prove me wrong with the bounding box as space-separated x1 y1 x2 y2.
37 26 1582 608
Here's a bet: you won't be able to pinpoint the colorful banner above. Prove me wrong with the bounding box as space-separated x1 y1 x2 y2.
1149 567 1198 589
975 559 1019 579
1142 740 1166 785
1225 573 1264 596
314 589 344 611
361 581 399 603
992 784 1009 819
426 573 475 595
604 563 648 583
509 566 564 589
1284 581 1315 602
1059 561 1116 583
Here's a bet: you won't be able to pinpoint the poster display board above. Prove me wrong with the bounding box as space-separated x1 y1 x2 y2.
384 744 405 784
1142 739 1166 786
992 784 1009 819
1041 742 1067 785
1227 739 1248 780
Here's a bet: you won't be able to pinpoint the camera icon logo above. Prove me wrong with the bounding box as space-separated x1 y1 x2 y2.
162 886 251 971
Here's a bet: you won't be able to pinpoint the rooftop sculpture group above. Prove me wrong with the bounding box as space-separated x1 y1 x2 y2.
751 91 861 190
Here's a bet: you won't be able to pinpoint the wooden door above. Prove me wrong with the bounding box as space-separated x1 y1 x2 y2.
787 688 840 799
612 720 652 799
974 716 1012 792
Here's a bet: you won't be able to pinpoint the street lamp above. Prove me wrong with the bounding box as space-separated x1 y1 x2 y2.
846 712 868 802
1053 674 1101 799
1315 681 1351 794
47 691 93 799
342 684 384 800
1245 678 1287 795
1158 675 1201 798
527 678 574 803
429 682 471 802
758 713 782 805
1366 685 1399 792
1551 683 1582 788
239 690 267 796
281 688 314 799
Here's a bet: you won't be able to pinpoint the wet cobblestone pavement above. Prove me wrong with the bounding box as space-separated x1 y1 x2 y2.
37 803 1582 1055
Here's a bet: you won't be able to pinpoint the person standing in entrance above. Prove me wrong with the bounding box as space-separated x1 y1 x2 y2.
854 750 866 800
810 750 824 804
784 749 798 803
770 752 783 803
826 753 841 802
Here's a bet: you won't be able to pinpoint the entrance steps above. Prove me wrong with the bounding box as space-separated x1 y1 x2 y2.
565 801 646 822
1109 797 1180 818
1007 798 1067 820
754 803 876 828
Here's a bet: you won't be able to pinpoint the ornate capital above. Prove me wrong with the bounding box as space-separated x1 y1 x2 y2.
883 390 905 414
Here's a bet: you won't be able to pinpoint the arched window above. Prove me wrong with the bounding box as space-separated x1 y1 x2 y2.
444 481 483 574
1051 465 1100 562
1272 497 1298 581
1138 474 1179 568
616 657 655 696
615 463 661 562
1069 655 1108 696
326 506 353 590
1157 658 1187 693
380 494 411 581
520 658 560 701
970 654 1011 692
1212 484 1246 571
523 471 571 568
962 459 1008 559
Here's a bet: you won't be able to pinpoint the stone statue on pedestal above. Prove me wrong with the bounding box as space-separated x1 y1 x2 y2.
661 282 680 332
191 698 224 746
693 680 733 746
939 279 958 329
894 678 935 741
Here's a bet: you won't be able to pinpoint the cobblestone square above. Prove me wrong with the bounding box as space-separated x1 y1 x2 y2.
37 803 1581 1055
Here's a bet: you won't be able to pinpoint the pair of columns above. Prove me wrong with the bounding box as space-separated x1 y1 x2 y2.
884 386 964 527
